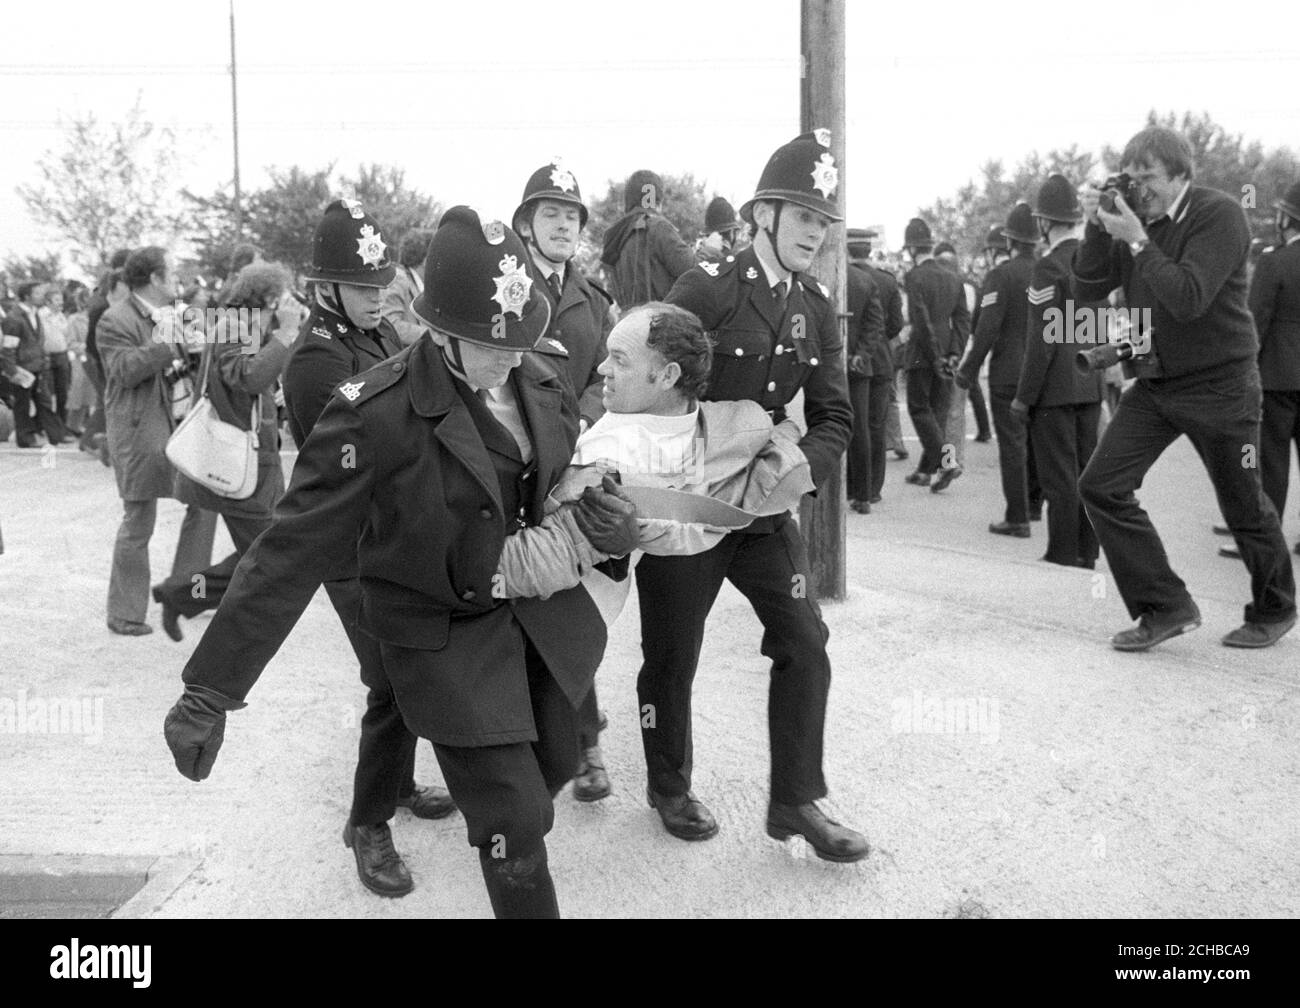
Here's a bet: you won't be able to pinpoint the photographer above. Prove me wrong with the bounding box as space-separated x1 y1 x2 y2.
1074 126 1296 650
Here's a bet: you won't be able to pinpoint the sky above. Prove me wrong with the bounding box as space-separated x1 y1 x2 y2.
2 0 1298 276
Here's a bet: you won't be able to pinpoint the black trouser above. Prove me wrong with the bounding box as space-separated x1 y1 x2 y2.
989 384 1031 525
1261 389 1300 520
47 352 72 425
430 640 578 919
10 371 66 446
906 365 953 475
154 513 266 618
1029 401 1100 566
79 355 107 447
323 578 420 826
968 375 991 440
577 684 601 749
846 374 891 501
1079 369 1296 624
634 512 830 806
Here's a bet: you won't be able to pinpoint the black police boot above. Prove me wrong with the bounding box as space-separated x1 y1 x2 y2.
342 821 413 897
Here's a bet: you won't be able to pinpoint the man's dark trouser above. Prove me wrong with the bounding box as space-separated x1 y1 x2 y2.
1030 401 1100 566
1079 369 1296 624
1260 389 1300 520
154 513 264 618
48 352 72 425
885 368 905 453
907 365 953 475
846 374 891 501
324 578 419 827
968 375 992 440
635 512 830 806
427 639 578 919
10 372 66 446
577 685 601 749
79 355 107 448
989 384 1031 525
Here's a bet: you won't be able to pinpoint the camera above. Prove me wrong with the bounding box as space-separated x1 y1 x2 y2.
1098 172 1138 214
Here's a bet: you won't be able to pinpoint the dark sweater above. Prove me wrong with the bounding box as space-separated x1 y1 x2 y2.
1072 185 1258 380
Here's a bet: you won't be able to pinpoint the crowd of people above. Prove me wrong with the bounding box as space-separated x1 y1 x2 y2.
4 122 1298 918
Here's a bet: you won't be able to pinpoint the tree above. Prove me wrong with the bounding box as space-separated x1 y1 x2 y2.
917 146 1101 263
184 163 442 280
1 252 63 294
16 99 184 270
579 171 712 276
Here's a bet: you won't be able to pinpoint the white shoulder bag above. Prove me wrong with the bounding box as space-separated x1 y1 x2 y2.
165 345 259 500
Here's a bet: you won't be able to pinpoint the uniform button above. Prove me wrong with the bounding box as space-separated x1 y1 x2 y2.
480 507 492 519
767 381 777 392
810 357 819 366
734 348 744 356
392 361 404 373
461 588 477 601
775 345 784 355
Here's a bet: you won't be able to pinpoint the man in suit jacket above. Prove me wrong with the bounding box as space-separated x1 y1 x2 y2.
845 232 889 512
513 161 616 801
1 282 68 448
1253 180 1300 548
97 247 209 635
901 217 970 489
164 208 639 918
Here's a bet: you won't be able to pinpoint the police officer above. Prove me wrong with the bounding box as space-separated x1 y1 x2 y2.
164 207 640 918
958 207 1040 537
852 230 909 465
697 196 745 263
512 160 615 802
901 217 970 491
1252 180 1300 555
1013 175 1103 568
845 229 889 513
645 130 867 862
283 199 454 900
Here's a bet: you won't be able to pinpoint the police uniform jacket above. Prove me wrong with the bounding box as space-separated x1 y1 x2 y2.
181 335 609 748
664 245 851 490
846 263 888 378
903 258 970 369
1018 238 1104 409
961 251 1035 389
1251 236 1300 390
527 259 613 425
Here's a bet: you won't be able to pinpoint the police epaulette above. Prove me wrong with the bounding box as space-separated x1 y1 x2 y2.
532 337 570 358
695 256 737 279
333 354 408 405
583 275 614 305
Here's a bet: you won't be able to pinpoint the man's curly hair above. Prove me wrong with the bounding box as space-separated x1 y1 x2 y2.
221 262 292 310
638 301 712 401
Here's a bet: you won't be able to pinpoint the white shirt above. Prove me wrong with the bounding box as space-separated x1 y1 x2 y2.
573 408 700 488
755 246 793 295
476 380 534 463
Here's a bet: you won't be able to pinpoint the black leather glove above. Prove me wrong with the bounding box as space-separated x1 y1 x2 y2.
938 354 959 378
573 474 639 556
164 684 247 782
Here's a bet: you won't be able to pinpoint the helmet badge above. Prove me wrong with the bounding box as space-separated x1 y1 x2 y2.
810 152 838 199
482 219 506 245
813 128 832 148
492 253 532 323
355 224 387 268
340 197 366 220
549 162 576 193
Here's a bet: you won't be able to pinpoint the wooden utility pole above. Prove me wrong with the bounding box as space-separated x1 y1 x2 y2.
230 0 243 237
798 0 847 601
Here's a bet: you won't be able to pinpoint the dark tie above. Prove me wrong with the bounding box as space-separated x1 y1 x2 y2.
772 279 788 315
547 273 563 302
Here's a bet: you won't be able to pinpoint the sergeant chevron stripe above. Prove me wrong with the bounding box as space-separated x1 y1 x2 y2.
980 291 998 308
1026 285 1055 305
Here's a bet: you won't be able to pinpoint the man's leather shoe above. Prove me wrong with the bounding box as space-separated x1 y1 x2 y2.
766 801 869 863
868 494 882 504
1218 544 1241 559
1222 615 1296 649
573 746 611 802
1029 505 1043 521
647 787 718 841
989 520 1030 538
107 618 152 636
974 432 992 443
151 585 183 642
931 465 963 493
396 784 457 819
904 471 930 486
849 499 871 514
1212 524 1231 536
342 821 413 897
892 448 909 460
1111 604 1202 652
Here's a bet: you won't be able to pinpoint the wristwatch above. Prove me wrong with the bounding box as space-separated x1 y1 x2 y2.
1129 238 1149 256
